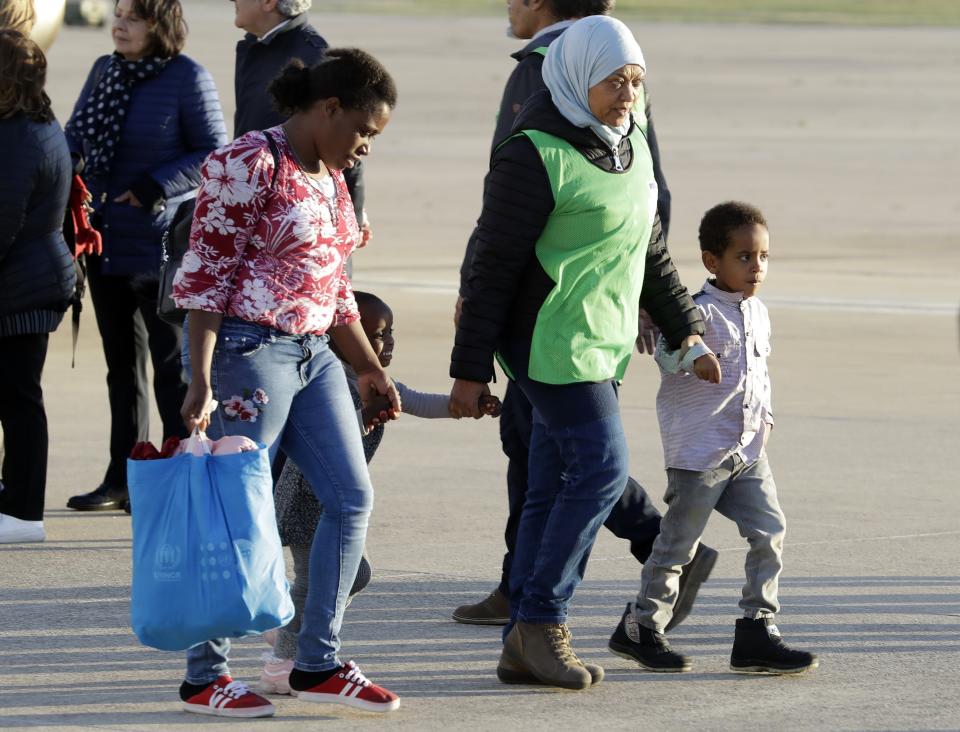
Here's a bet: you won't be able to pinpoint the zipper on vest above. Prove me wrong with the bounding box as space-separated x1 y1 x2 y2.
611 146 624 172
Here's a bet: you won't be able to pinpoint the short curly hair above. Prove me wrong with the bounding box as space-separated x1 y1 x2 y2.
0 0 35 35
276 0 311 17
698 201 768 257
128 0 188 58
0 30 53 123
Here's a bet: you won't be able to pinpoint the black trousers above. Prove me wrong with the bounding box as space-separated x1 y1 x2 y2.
0 333 50 521
86 255 188 489
496 379 663 596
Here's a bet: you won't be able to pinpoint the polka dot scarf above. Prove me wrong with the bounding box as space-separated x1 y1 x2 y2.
71 53 170 180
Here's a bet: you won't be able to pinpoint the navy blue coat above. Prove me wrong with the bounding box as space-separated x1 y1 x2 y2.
66 54 227 276
0 114 76 334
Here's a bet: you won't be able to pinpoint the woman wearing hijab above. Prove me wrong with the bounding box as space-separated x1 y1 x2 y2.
64 0 226 512
449 15 707 690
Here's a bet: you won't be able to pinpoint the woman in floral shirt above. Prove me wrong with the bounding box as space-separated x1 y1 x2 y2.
171 49 401 717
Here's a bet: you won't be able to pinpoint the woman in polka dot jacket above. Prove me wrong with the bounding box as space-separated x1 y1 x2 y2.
63 0 227 513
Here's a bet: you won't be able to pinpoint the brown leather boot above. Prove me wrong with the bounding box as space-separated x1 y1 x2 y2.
500 621 593 690
452 588 509 625
497 625 604 685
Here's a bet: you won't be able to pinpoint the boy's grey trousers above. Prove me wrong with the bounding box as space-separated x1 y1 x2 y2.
635 454 786 632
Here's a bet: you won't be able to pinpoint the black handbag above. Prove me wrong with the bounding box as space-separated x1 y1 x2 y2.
157 132 281 325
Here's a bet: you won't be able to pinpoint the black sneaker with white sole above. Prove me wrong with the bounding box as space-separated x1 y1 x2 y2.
730 617 818 674
608 603 691 672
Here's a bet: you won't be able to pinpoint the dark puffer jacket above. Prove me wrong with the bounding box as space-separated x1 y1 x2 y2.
65 53 227 276
451 91 703 384
0 114 76 336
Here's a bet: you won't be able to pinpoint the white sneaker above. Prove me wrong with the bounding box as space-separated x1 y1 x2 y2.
0 513 45 543
257 653 294 695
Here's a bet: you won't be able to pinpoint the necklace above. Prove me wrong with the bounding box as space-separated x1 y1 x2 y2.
283 131 338 227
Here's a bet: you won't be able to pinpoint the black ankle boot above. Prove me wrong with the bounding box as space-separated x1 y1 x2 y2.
730 617 818 674
608 603 691 672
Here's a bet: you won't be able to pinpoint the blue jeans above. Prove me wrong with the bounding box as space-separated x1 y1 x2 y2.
500 340 629 629
182 317 372 683
497 380 662 597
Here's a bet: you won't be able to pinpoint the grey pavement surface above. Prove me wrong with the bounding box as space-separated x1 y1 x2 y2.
2 5 959 730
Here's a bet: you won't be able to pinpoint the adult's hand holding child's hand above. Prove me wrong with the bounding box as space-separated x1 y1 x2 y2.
361 394 393 431
358 369 401 421
450 378 487 419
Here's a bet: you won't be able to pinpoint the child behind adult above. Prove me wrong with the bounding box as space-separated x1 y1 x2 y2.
608 201 817 674
261 291 500 693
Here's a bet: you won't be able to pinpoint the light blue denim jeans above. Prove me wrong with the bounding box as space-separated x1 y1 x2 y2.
182 317 372 682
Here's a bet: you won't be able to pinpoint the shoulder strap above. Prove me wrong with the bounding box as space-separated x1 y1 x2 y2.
264 131 281 189
532 46 548 57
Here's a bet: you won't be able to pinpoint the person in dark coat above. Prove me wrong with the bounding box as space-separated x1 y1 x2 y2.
449 16 718 689
64 0 227 511
231 0 368 250
451 0 717 628
0 30 77 543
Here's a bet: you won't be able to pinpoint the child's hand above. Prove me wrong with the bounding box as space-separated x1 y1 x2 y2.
693 353 722 383
478 394 502 417
361 394 394 430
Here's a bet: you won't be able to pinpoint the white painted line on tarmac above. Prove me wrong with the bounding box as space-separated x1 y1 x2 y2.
352 277 958 317
591 529 960 562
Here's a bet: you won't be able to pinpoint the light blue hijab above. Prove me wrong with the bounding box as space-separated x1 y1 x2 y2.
542 15 646 151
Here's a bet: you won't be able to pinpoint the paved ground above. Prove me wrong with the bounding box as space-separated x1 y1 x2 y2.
2 5 958 730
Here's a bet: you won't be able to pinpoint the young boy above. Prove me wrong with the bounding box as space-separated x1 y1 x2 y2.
608 201 818 674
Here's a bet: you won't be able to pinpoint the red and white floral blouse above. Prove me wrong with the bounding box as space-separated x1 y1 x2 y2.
171 127 360 335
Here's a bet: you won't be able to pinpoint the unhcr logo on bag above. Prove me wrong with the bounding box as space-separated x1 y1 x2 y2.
154 543 183 582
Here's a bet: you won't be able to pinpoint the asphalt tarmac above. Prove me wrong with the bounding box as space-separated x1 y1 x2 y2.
1 4 958 730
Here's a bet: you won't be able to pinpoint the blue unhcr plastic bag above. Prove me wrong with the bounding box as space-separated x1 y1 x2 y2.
128 436 294 651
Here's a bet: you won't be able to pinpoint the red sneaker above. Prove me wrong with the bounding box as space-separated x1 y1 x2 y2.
182 675 275 718
295 661 400 713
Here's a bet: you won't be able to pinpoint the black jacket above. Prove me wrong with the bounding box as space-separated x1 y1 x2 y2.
0 114 76 335
459 28 672 296
451 92 702 384
234 14 364 218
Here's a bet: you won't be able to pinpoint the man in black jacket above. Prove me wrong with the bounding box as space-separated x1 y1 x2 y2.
452 0 717 627
231 0 366 232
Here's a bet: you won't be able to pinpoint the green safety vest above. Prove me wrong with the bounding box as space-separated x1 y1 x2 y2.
510 126 658 385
